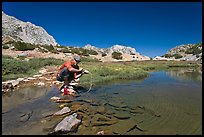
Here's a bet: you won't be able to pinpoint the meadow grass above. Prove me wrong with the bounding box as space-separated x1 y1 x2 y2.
2 55 200 84
79 60 199 86
2 55 64 81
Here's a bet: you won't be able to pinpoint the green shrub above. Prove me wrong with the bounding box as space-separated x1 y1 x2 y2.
61 48 72 53
185 44 202 55
164 54 173 58
67 47 98 56
173 53 183 59
81 57 100 62
87 49 98 55
69 48 81 55
2 45 9 49
112 51 123 60
2 56 64 81
102 52 107 57
40 45 58 53
17 56 26 60
14 41 36 51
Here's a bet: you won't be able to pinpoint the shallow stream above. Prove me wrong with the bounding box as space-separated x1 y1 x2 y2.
2 68 202 135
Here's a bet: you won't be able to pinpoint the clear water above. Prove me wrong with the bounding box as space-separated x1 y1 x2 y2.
2 68 202 135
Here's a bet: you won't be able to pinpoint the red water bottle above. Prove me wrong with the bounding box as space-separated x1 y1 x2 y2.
64 86 68 95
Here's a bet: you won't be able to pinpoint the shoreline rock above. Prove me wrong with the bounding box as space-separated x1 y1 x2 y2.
2 66 60 94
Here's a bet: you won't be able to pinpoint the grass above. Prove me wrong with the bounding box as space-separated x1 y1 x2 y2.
2 55 64 81
2 55 200 85
79 60 199 86
80 63 149 85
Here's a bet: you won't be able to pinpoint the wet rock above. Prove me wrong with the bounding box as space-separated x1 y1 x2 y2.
70 102 84 112
19 111 33 122
113 115 130 120
136 106 161 117
105 110 115 115
91 113 118 127
39 77 44 79
3 80 19 87
42 111 55 118
23 79 30 82
110 117 146 134
33 74 42 77
56 99 73 103
59 103 67 109
16 78 24 82
53 107 71 116
91 120 118 127
2 80 20 93
53 113 82 133
43 127 53 133
27 77 37 80
2 82 14 90
50 96 61 101
75 99 93 104
95 106 107 115
46 72 54 75
96 130 105 135
39 68 47 74
126 124 147 133
82 117 91 127
45 78 51 81
90 103 99 106
37 82 45 86
41 119 47 124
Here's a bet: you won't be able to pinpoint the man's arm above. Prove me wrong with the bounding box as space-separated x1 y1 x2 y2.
75 73 83 79
69 67 83 73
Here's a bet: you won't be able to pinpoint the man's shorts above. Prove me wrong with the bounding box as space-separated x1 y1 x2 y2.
56 67 73 82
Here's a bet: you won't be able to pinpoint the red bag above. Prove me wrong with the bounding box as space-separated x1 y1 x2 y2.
64 86 70 95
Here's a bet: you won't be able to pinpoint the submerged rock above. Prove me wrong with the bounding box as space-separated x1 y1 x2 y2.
96 130 105 135
53 107 71 116
53 113 82 133
50 96 61 101
19 111 33 122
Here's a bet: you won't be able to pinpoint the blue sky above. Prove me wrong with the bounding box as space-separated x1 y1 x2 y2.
2 2 202 57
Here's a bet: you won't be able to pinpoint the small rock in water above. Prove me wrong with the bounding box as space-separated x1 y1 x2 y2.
33 74 42 77
59 104 66 109
53 113 82 133
53 107 71 116
23 79 30 82
37 82 45 86
50 96 61 101
19 111 33 122
27 77 37 80
16 78 24 82
96 130 105 135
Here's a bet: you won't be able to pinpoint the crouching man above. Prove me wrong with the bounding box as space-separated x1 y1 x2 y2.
56 54 89 95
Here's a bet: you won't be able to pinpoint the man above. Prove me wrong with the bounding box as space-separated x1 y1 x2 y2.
56 55 87 95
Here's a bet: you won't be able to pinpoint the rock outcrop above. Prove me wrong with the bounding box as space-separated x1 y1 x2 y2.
84 44 137 55
163 43 202 61
84 44 150 61
2 11 58 46
153 56 173 61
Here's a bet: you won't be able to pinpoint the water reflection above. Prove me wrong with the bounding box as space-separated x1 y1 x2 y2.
2 86 50 112
165 68 202 83
2 68 202 135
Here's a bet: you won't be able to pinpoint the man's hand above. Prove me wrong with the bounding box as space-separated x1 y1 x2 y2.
84 70 89 74
79 68 83 72
79 68 89 74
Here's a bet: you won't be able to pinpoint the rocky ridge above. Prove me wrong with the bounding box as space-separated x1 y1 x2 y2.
84 44 150 61
2 11 58 46
163 43 202 61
